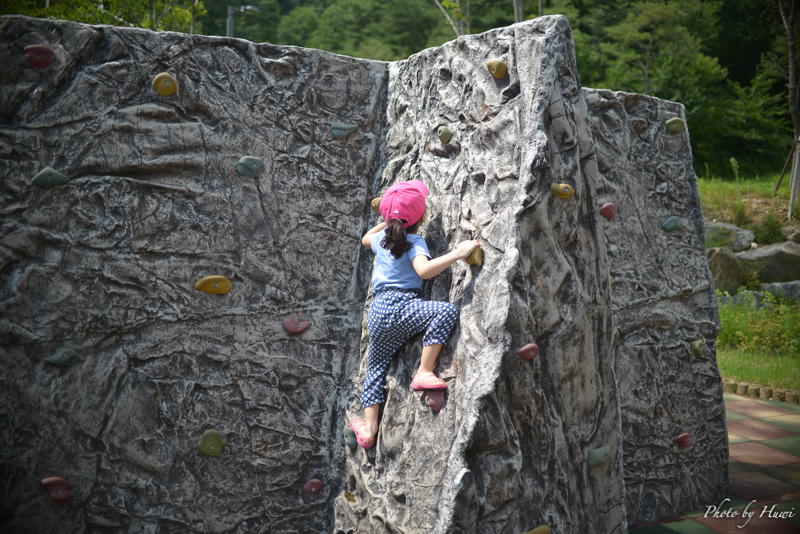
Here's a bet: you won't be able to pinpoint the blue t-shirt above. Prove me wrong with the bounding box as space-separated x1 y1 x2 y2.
370 229 431 292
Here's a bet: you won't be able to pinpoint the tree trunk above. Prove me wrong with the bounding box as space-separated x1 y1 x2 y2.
777 0 800 218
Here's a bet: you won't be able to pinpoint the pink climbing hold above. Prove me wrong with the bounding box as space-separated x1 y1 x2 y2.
673 432 691 449
282 317 310 334
516 343 539 360
41 477 72 505
599 202 617 219
24 45 54 69
304 479 323 494
425 390 445 412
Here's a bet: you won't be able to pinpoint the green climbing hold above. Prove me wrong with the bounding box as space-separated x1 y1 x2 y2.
343 426 357 450
666 117 685 133
587 443 610 467
437 126 453 144
331 122 357 140
486 60 507 79
44 348 85 367
690 340 704 355
32 167 68 187
197 429 225 457
662 215 684 231
236 156 264 178
152 72 178 96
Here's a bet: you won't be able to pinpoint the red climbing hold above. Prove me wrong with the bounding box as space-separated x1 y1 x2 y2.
41 477 72 505
673 432 691 449
24 45 54 69
516 343 539 360
304 479 323 494
282 317 310 334
425 390 445 412
599 203 617 219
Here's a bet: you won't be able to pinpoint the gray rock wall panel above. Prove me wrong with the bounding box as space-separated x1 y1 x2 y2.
1 16 387 533
583 88 727 524
335 18 623 534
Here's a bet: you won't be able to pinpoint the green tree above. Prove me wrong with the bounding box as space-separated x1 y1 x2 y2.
199 0 278 40
276 5 320 45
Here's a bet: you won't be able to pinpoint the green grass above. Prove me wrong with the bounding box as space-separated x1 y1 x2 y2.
717 347 800 392
697 173 788 213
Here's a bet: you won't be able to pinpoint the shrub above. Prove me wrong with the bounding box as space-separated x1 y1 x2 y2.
751 213 784 244
732 201 749 227
719 292 800 356
742 266 761 292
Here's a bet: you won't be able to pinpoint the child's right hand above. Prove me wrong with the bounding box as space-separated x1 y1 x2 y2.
454 240 481 260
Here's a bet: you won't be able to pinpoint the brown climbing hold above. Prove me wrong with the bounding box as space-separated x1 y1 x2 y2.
344 492 356 503
516 343 539 360
371 197 381 213
304 479 323 494
41 477 72 505
152 72 178 96
465 246 482 266
194 275 231 294
599 203 617 219
523 526 550 534
24 45 54 69
425 390 445 412
486 60 507 79
551 183 575 198
282 317 310 334
673 432 691 449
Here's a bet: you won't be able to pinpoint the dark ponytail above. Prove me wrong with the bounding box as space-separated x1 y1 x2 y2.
381 219 411 259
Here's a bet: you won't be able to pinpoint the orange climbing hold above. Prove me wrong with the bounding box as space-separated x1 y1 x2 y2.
194 275 231 294
24 45 54 69
282 317 310 334
516 343 539 360
41 477 72 505
673 433 691 449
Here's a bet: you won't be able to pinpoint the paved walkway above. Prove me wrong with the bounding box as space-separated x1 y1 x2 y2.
630 392 800 533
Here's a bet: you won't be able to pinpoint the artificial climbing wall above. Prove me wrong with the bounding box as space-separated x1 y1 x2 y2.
584 88 727 524
0 16 387 533
335 17 624 533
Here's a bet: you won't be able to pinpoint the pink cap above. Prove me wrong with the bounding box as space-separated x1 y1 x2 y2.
379 180 428 229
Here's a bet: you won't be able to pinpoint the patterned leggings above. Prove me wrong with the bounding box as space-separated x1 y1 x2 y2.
360 288 459 407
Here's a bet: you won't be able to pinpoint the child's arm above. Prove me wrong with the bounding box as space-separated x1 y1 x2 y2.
412 240 480 280
361 222 387 247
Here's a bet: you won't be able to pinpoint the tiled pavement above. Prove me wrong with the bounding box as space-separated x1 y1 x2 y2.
629 393 800 533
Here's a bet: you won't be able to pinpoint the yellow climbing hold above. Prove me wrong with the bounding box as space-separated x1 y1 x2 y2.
437 125 453 144
551 183 575 198
371 197 381 213
610 276 614 289
690 340 704 356
523 527 550 534
195 275 231 294
465 247 482 266
486 60 507 79
344 492 356 503
666 117 685 133
152 72 178 96
197 429 225 457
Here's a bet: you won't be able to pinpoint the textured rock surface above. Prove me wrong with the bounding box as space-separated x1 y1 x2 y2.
336 17 622 534
704 222 754 252
735 241 800 283
761 281 800 302
706 247 744 294
781 226 800 244
584 89 728 524
1 15 387 533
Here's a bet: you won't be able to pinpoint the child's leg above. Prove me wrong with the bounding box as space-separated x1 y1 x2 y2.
392 299 459 377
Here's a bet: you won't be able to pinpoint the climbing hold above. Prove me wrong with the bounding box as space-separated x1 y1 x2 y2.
516 343 539 360
197 429 225 457
673 432 691 449
282 317 310 334
343 426 357 450
304 479 323 494
362 318 369 342
331 122 357 140
194 275 231 295
41 477 72 505
523 527 550 534
486 60 507 79
32 167 68 187
437 125 453 144
465 247 482 266
236 156 264 178
599 203 617 219
344 491 356 503
43 347 85 367
152 72 178 96
609 276 614 289
587 443 610 467
662 215 684 231
551 183 575 199
24 45 54 69
371 197 381 213
666 117 685 133
425 390 445 412
690 340 704 356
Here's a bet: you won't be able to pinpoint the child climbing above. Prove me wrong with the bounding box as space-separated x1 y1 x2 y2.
349 180 480 449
